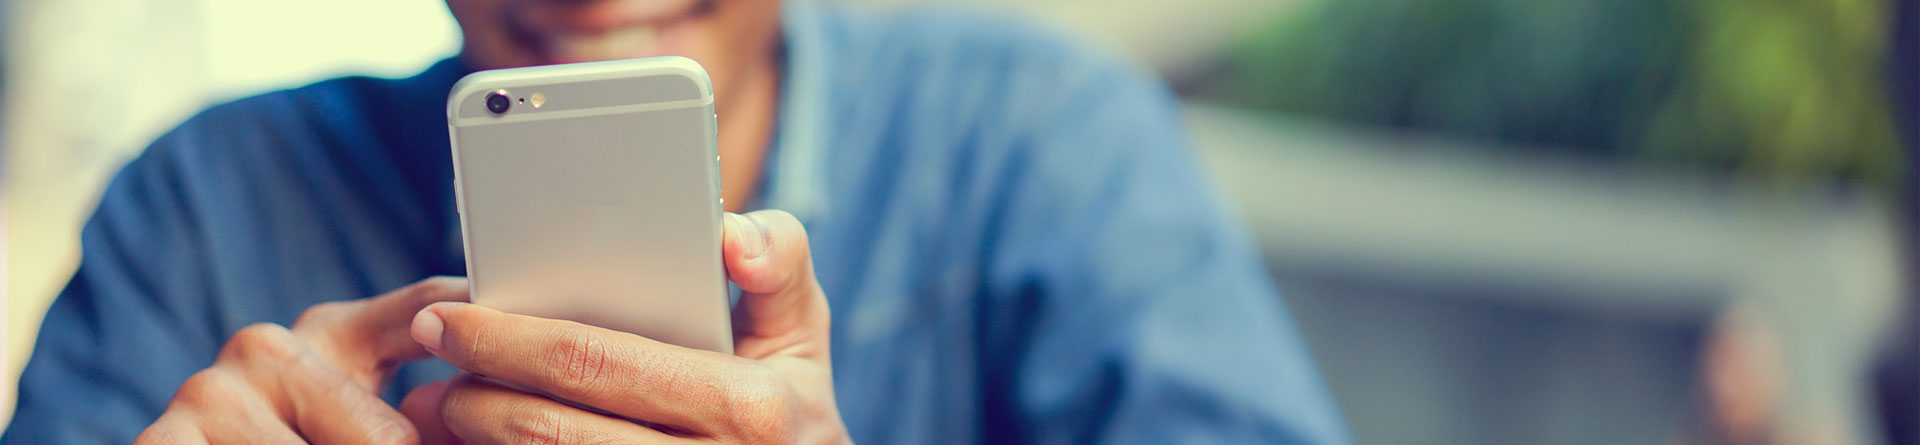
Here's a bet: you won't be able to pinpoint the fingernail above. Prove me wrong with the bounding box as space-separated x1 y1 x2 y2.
411 305 446 354
732 213 769 260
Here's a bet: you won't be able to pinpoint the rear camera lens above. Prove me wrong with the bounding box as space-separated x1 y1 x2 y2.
485 90 511 114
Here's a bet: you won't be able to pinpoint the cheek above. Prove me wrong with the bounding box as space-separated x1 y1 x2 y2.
446 0 528 69
444 0 499 34
673 2 781 92
717 0 784 56
666 32 729 68
652 26 736 88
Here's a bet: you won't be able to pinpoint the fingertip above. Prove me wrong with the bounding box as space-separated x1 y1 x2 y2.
415 302 501 360
400 380 450 411
727 212 771 261
411 306 447 354
722 212 747 259
725 210 813 294
400 380 457 445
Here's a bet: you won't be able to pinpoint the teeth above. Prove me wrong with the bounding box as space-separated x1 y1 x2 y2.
546 24 657 62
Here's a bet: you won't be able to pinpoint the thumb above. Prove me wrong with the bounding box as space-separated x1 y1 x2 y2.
722 210 830 358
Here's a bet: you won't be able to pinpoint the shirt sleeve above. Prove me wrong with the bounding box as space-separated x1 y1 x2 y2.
4 128 231 442
978 61 1350 444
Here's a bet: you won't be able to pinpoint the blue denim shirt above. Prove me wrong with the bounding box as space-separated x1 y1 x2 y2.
5 3 1346 443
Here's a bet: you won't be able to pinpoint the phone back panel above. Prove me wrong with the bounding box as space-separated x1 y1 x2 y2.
447 57 730 353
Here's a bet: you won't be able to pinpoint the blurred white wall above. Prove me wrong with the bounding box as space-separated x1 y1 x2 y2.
4 0 458 428
196 0 461 99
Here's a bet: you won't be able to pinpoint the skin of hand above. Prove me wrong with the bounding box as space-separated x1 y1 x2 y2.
402 209 849 444
134 277 474 444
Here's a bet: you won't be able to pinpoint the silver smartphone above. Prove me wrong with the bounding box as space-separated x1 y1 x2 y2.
446 56 732 353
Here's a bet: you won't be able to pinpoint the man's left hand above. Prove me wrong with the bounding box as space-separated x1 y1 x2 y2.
400 210 849 444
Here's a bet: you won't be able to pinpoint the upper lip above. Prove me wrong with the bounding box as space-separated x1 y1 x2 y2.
508 0 701 36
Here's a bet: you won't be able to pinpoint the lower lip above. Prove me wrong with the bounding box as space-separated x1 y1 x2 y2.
510 16 696 65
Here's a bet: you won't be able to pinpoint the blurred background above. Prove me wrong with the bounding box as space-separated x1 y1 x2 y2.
4 0 1915 443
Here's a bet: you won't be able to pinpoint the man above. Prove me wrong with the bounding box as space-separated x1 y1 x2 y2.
5 0 1346 442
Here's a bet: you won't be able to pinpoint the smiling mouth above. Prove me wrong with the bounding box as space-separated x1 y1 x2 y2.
505 0 716 65
521 23 661 64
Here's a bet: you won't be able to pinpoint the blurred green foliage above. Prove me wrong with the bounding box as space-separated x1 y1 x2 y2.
1204 0 1904 190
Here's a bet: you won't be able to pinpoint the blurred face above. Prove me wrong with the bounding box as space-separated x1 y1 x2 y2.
445 0 783 99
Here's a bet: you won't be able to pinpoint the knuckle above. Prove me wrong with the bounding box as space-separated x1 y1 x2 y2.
722 366 795 442
546 329 613 396
505 400 574 445
172 369 242 407
294 301 352 327
224 323 300 363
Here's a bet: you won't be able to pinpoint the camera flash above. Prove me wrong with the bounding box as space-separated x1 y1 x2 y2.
530 92 547 109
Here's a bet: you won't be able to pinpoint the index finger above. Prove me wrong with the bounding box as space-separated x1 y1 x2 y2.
412 301 758 434
300 276 472 387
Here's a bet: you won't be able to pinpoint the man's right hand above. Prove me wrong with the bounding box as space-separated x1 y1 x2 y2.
135 277 470 444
